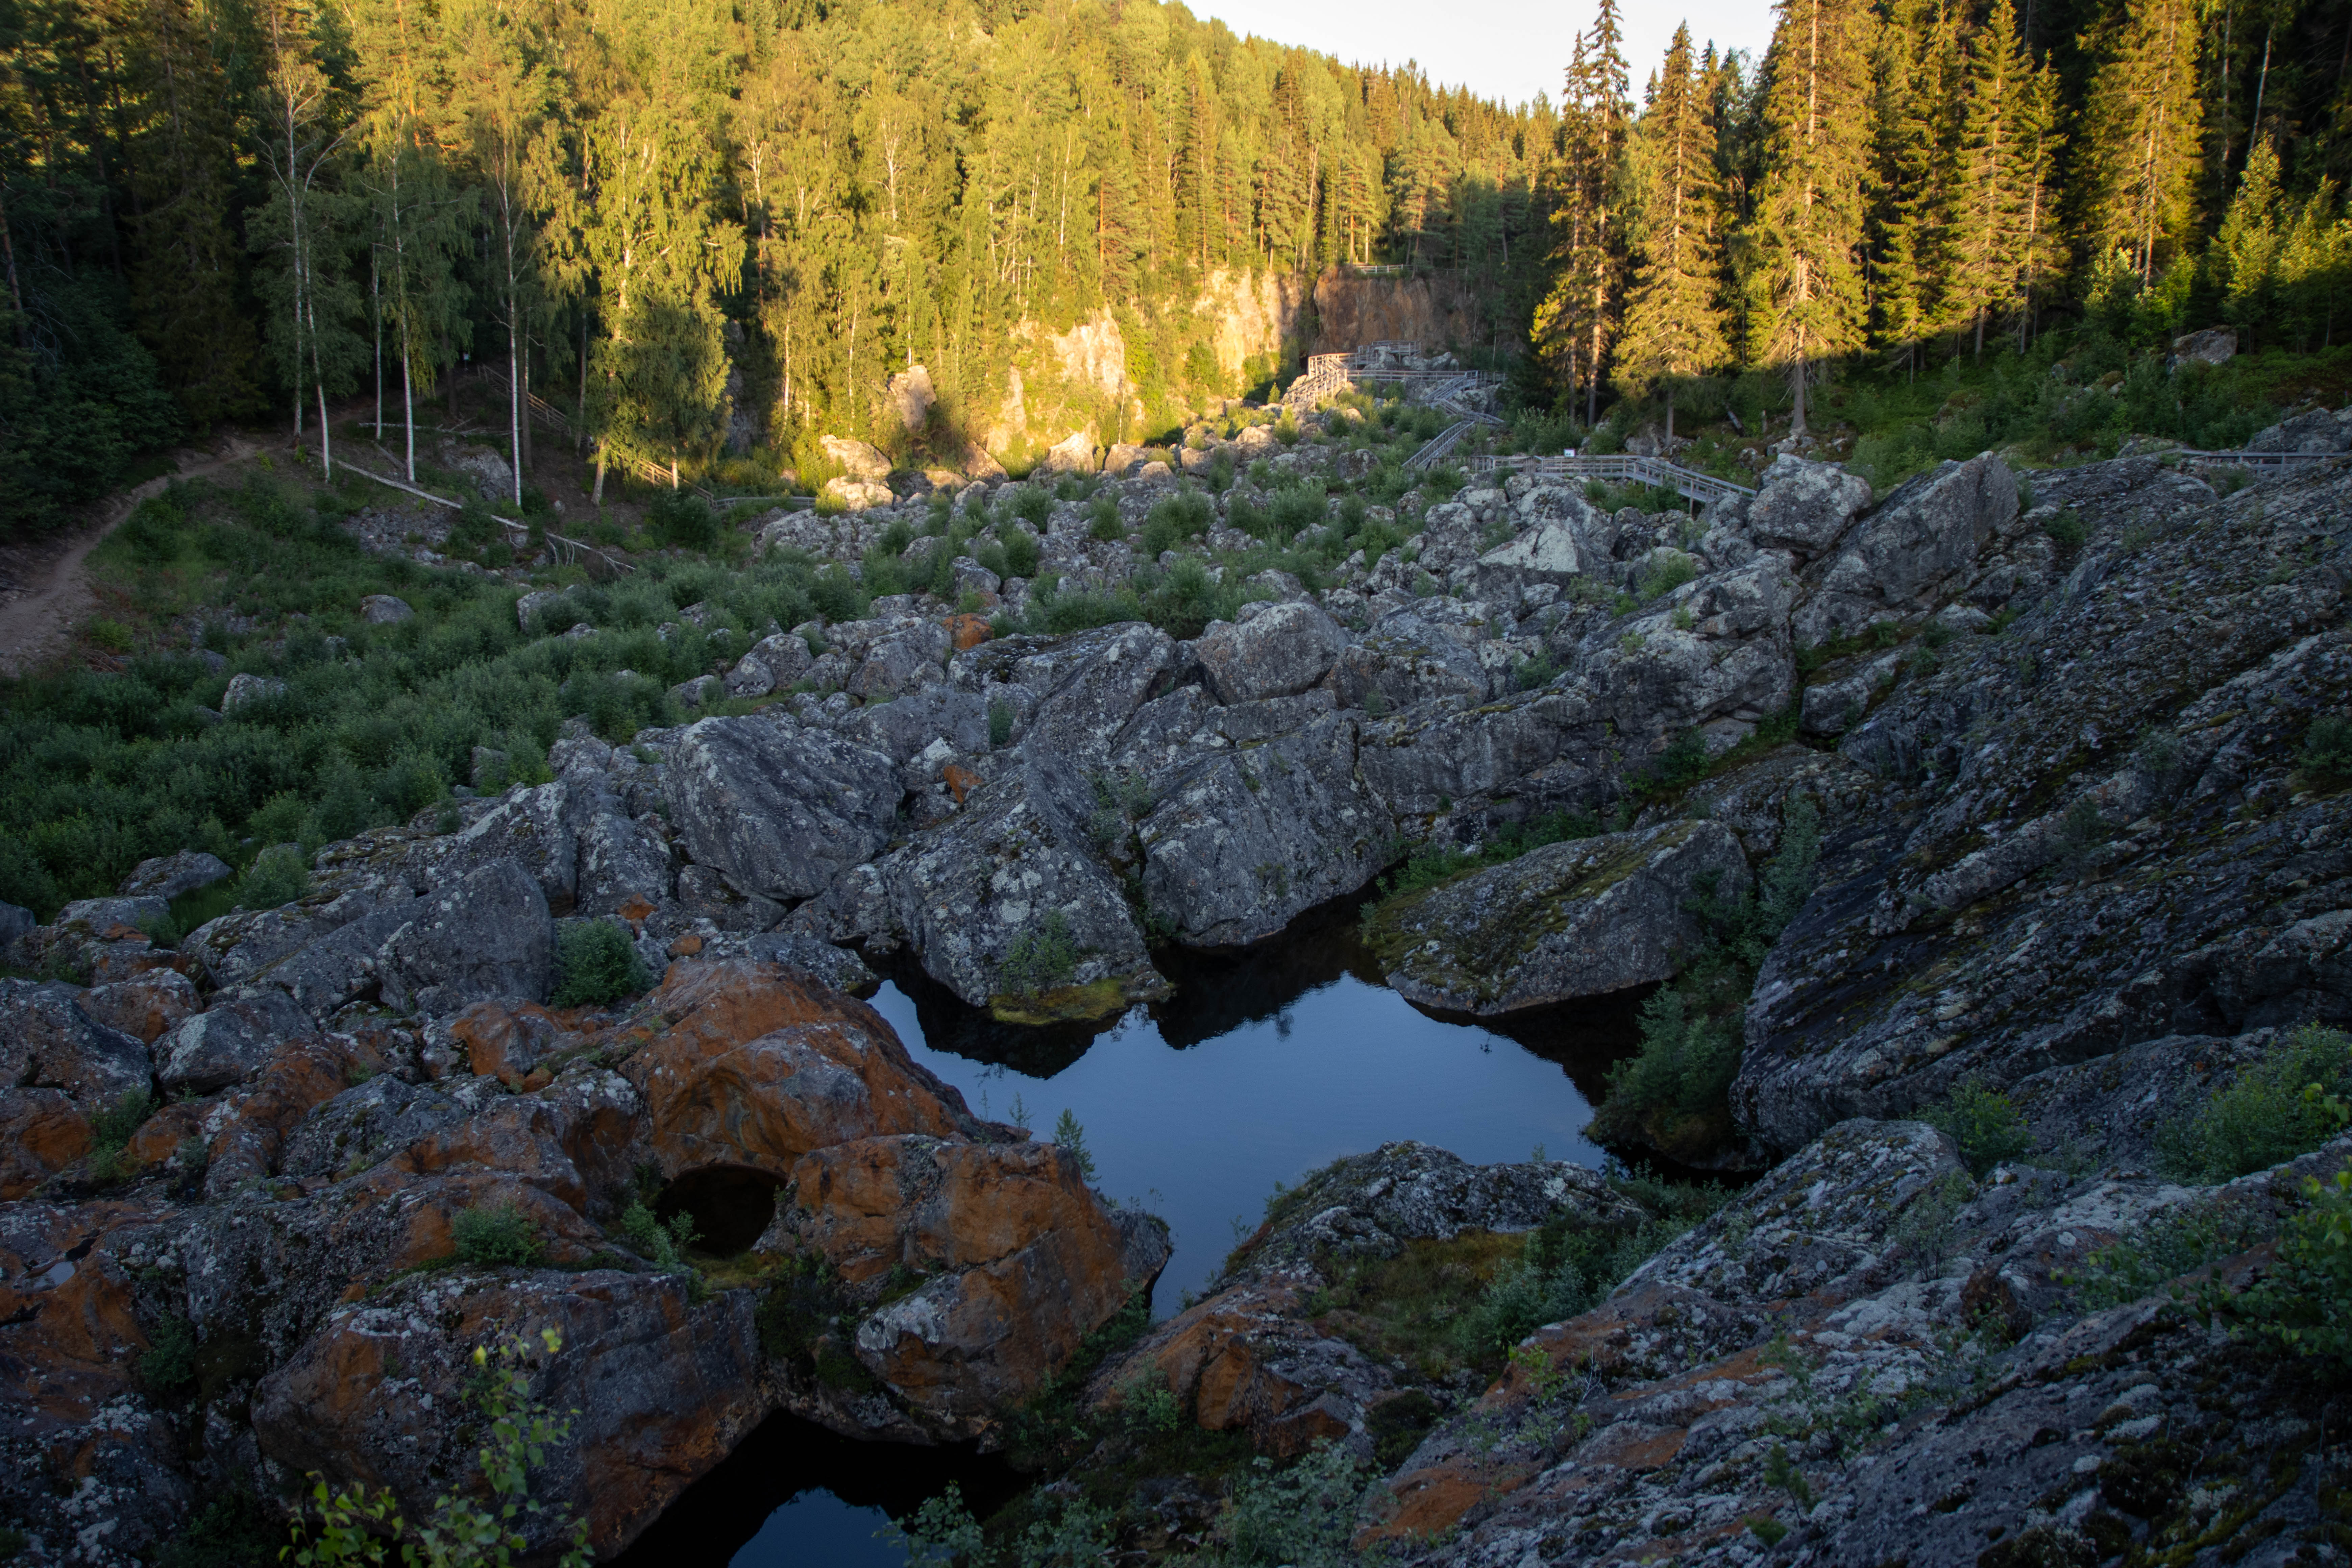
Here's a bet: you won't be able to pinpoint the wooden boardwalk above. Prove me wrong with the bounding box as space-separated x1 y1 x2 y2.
1462 452 1758 508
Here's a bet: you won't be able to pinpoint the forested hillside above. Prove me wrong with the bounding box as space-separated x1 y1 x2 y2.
0 0 1554 532
7 0 2352 535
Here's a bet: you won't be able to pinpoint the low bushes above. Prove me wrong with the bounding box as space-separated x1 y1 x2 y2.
2158 1023 2352 1182
550 921 651 1008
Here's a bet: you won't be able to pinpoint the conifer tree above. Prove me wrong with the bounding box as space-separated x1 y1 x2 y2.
2079 0 2204 279
2215 138 2285 344
1748 0 1873 437
1614 23 1729 437
1945 0 2043 359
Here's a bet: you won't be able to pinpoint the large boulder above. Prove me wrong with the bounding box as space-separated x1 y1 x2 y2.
1 979 154 1106
156 985 314 1093
666 714 899 903
1136 712 1396 946
724 631 813 698
1195 602 1349 703
620 959 977 1181
819 435 892 481
2249 407 2352 454
117 850 233 901
378 857 555 1015
80 969 200 1044
404 781 585 912
251 1270 770 1559
1366 822 1751 1015
1742 453 1873 558
775 1133 1169 1439
1792 452 2017 642
997 620 1181 767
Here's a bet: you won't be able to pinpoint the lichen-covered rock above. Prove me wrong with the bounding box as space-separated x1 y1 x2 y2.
79 967 200 1044
1137 712 1395 946
798 750 1167 1015
251 1270 770 1558
1792 452 2018 642
0 1089 91 1198
724 631 813 697
1742 452 1873 558
156 985 314 1093
117 850 234 901
1368 822 1750 1015
1195 601 1349 703
403 780 585 911
377 857 555 1017
775 1133 1168 1440
1 978 154 1106
619 959 976 1180
666 712 899 902
1738 461 2349 1153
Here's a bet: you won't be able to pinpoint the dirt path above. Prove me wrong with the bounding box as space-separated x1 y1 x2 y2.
0 436 263 679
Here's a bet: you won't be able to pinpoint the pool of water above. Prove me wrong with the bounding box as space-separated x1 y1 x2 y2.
616 901 1643 1566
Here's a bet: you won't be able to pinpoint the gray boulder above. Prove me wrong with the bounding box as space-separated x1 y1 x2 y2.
221 672 287 712
667 714 899 903
2249 407 2352 454
668 674 723 711
0 978 153 1106
277 1075 470 1181
847 618 952 701
251 897 419 1021
1743 454 1873 558
740 932 877 994
404 781 585 911
0 901 32 954
676 864 785 932
157 986 315 1093
378 857 555 1015
119 851 234 901
724 632 813 698
573 801 674 917
1366 821 1751 1015
1136 713 1395 946
1001 621 1181 766
55 895 171 934
1798 650 1903 736
359 594 414 624
843 685 991 767
1792 452 2017 643
799 750 1164 1013
1194 601 1348 703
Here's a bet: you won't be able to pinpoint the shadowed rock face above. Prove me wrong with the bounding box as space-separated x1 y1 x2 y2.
1366 822 1752 1015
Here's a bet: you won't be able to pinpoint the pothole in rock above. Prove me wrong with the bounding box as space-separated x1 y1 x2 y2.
658 1166 781 1255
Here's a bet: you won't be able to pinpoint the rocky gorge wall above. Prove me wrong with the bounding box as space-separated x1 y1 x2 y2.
2 405 2350 1563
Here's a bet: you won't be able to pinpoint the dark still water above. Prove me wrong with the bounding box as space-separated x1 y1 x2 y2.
617 903 1641 1568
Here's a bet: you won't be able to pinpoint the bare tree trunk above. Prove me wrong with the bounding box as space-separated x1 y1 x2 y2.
593 443 607 507
402 338 415 482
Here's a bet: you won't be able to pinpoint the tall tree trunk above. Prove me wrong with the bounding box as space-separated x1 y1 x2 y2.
593 443 607 506
402 339 415 482
373 258 384 439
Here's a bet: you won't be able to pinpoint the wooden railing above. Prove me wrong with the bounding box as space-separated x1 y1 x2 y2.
342 456 634 573
2177 446 2352 469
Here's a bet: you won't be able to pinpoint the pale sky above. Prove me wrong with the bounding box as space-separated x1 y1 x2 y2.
1188 0 1778 114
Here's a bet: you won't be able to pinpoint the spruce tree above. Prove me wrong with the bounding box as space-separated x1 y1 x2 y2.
2079 0 2204 279
2214 138 2284 345
1614 23 1730 438
1748 0 1873 438
1945 0 2040 360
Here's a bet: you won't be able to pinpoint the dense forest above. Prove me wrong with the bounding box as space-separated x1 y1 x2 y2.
5 0 2352 532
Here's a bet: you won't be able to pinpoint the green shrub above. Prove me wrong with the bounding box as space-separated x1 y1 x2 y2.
1635 550 1698 603
237 843 311 911
644 491 719 552
91 1088 154 1151
1000 910 1078 996
1006 485 1054 528
284 1331 590 1567
2158 1024 2352 1183
1919 1075 2033 1177
619 1201 698 1272
1086 494 1123 541
2076 1198 2275 1309
2219 1165 2352 1375
1140 489 1214 557
997 522 1040 578
550 920 652 1008
140 1313 197 1391
987 697 1015 748
1053 1108 1096 1182
2301 713 2352 777
450 1201 545 1267
2043 508 2087 553
1213 1441 1368 1568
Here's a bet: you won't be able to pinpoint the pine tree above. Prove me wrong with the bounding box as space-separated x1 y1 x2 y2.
1748 0 1873 438
1944 0 2041 360
1614 23 1729 437
2079 0 2204 279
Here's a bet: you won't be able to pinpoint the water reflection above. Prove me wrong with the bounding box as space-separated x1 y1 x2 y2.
621 904 1646 1564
